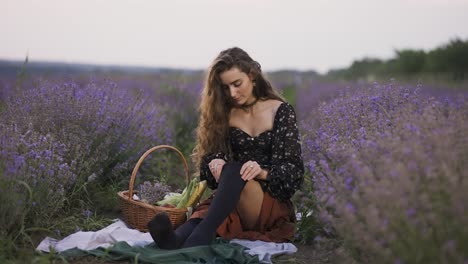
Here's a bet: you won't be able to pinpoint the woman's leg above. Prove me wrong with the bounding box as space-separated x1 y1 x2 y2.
182 162 246 248
237 180 264 230
147 213 202 249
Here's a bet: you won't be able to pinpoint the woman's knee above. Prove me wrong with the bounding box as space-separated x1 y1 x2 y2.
221 162 242 175
240 180 262 197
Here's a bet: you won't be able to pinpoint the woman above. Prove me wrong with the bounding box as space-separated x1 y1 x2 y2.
148 47 304 249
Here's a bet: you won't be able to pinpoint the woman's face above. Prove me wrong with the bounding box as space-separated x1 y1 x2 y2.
219 67 255 106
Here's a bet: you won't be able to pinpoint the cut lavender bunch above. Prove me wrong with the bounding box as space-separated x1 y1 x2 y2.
139 180 171 205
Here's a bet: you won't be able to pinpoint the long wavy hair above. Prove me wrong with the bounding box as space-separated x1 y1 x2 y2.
192 47 284 170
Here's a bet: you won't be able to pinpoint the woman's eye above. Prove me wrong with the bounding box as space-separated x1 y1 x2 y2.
234 82 242 87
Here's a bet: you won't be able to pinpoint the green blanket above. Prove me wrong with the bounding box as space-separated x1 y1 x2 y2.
60 239 260 264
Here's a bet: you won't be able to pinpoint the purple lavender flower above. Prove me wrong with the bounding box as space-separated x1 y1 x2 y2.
299 80 468 262
83 209 93 218
1 78 173 229
139 180 171 205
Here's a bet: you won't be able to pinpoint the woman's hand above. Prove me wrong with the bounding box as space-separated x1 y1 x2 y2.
208 159 226 182
241 160 266 181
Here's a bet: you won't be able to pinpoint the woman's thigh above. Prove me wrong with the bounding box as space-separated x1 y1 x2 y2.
237 180 264 230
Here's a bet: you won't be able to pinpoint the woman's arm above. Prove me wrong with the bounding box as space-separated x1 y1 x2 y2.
265 103 304 201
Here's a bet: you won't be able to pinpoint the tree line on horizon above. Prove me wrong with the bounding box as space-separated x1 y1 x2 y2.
326 37 468 82
1 37 467 84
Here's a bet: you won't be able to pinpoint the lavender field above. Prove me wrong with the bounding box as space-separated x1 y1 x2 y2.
0 69 467 263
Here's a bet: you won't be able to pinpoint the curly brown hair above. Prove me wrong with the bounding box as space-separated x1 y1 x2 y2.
192 47 285 170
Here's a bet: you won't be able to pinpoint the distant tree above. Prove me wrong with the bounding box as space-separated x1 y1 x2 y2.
348 58 384 80
326 37 468 82
444 38 468 80
326 68 347 79
394 49 426 75
426 38 468 80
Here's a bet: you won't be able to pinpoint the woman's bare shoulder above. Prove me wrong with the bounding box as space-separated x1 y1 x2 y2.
262 99 285 113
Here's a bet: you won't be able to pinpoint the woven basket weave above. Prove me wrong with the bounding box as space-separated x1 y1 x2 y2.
117 145 192 231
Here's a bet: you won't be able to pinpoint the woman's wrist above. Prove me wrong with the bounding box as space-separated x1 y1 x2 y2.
257 169 268 180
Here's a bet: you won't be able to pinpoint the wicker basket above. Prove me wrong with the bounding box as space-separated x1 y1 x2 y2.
117 145 193 231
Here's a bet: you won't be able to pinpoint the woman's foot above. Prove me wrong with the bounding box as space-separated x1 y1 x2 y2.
147 212 178 249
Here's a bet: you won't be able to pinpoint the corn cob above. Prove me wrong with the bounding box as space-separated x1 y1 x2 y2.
185 180 207 208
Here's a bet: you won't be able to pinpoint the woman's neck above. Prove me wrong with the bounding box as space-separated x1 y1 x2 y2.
235 96 257 112
242 97 258 108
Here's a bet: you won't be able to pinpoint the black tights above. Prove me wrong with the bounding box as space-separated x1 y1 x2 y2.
147 215 201 249
147 162 246 249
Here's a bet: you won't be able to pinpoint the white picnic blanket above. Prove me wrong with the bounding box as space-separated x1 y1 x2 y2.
36 219 297 263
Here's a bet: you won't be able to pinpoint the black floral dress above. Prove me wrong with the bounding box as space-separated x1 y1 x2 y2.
199 102 304 202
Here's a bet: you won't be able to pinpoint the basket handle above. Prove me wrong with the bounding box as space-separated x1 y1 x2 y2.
128 145 189 200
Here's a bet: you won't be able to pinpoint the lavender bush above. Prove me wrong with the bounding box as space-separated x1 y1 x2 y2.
300 82 468 263
107 74 203 180
296 80 352 120
0 127 76 226
0 79 171 229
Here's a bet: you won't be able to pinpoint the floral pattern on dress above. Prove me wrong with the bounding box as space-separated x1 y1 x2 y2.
200 102 304 201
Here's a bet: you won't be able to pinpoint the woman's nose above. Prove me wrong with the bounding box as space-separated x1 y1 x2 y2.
230 86 237 97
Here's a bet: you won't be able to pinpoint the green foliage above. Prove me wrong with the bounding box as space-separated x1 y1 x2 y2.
83 179 121 216
50 211 115 237
426 38 468 80
0 176 26 240
281 85 297 107
350 58 385 79
395 49 426 74
292 169 324 245
327 37 468 82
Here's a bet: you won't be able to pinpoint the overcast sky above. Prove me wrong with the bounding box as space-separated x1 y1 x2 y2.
2 0 468 73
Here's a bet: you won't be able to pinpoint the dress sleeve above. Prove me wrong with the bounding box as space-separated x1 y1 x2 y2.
199 151 227 190
267 103 304 201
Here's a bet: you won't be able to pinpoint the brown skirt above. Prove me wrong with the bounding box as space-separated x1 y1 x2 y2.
190 191 296 242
